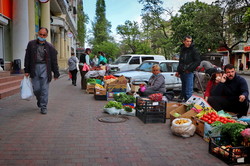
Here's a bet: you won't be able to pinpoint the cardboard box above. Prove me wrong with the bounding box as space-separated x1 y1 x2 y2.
191 116 205 137
106 92 126 101
166 103 182 119
186 95 211 109
104 76 127 92
131 84 140 92
106 84 127 92
86 83 95 94
169 105 198 125
131 82 146 92
94 87 106 96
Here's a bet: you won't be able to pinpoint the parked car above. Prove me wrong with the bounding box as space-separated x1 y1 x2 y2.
113 60 181 90
109 54 166 72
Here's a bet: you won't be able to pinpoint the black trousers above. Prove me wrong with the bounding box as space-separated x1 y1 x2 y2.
79 65 88 89
208 96 249 118
69 69 78 85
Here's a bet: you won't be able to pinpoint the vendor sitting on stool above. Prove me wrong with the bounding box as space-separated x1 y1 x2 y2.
138 64 166 97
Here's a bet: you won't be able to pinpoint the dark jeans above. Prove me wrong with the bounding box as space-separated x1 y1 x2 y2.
208 96 249 118
69 69 78 85
79 65 88 89
180 72 194 101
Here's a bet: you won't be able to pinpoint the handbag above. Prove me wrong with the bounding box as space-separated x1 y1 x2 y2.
82 63 90 71
20 76 33 100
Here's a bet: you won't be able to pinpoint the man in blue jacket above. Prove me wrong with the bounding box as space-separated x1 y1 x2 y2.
175 36 200 101
208 64 249 118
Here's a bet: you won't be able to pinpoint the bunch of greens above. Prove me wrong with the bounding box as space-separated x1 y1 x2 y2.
219 123 247 146
124 106 133 112
104 101 123 109
87 78 96 84
114 93 136 104
186 103 195 111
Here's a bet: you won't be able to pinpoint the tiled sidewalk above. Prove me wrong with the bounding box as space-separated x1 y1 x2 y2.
0 74 229 166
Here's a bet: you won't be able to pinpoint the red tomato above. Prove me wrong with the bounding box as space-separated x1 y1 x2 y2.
203 118 208 122
208 120 212 124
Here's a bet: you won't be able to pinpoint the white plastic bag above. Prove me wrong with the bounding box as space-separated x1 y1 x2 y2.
171 118 196 138
20 76 33 100
120 109 136 116
104 107 121 115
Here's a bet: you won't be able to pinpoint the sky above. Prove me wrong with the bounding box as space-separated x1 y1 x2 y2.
83 0 215 44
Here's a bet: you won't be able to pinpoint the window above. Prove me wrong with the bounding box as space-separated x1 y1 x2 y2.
113 56 131 64
142 57 154 62
172 63 178 72
129 57 140 64
160 63 178 72
138 62 157 71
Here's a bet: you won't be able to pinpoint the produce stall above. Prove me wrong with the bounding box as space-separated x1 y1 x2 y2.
84 73 250 164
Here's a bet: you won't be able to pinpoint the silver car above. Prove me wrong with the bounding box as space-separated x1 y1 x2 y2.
113 60 182 90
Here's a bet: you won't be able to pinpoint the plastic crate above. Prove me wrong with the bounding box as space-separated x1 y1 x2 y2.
135 97 166 123
209 137 250 165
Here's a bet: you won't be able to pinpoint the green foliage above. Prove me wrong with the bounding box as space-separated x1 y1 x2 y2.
92 0 111 46
77 2 88 48
114 93 136 104
104 101 123 109
220 123 247 146
124 106 133 112
171 1 222 54
117 20 141 53
92 41 120 61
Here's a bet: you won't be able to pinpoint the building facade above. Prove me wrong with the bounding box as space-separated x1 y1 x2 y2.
0 0 79 71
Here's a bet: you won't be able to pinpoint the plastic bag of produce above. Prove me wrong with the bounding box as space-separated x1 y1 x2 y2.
120 108 135 116
103 107 121 115
171 118 196 138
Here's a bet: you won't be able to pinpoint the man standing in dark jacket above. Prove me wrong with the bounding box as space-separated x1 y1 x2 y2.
208 64 249 118
24 27 60 114
175 36 200 101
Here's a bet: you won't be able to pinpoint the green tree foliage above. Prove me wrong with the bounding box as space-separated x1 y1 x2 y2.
211 0 250 56
92 41 120 61
92 0 111 45
117 20 148 54
171 0 221 54
138 0 175 58
77 1 88 48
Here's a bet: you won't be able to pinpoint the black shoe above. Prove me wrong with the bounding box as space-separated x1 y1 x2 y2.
73 83 76 86
40 108 47 114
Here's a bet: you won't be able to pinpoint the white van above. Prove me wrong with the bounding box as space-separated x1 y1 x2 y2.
109 54 166 72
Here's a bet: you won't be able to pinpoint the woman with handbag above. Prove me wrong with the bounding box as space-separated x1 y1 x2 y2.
79 48 91 90
68 52 79 86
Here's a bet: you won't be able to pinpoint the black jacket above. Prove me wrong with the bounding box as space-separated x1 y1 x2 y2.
24 39 60 82
212 74 249 101
177 44 200 74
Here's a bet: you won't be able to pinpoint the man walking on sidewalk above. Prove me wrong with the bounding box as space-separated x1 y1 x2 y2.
24 27 60 114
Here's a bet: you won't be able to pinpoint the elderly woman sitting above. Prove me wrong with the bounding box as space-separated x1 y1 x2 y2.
139 64 166 96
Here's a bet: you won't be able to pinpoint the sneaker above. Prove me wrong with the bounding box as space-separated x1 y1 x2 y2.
40 108 47 114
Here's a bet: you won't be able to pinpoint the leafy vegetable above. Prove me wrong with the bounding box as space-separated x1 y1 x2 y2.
220 123 247 146
104 101 123 109
211 121 223 127
114 93 136 104
87 78 96 84
124 106 132 112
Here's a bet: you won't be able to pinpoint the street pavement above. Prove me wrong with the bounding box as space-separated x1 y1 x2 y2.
0 73 237 166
